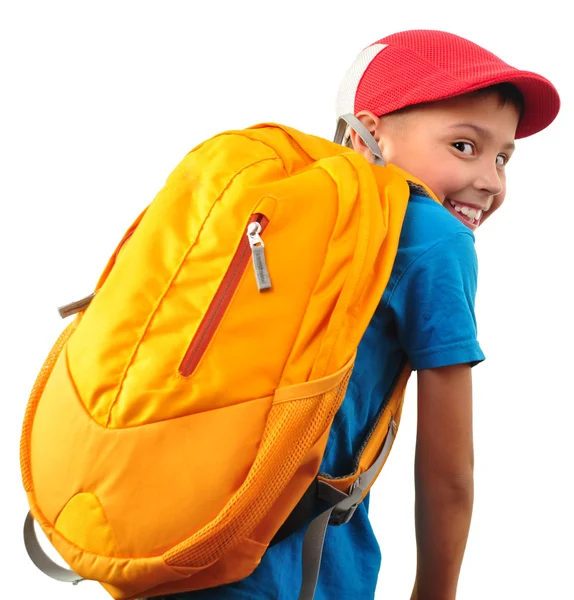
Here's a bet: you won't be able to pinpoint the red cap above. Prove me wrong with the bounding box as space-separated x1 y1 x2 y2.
336 30 560 139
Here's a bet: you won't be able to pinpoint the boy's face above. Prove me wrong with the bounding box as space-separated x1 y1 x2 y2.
354 93 520 229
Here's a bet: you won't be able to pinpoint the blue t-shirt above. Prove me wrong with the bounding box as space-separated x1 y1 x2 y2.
168 190 485 600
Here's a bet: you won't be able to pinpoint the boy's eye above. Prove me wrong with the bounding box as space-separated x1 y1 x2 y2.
453 141 474 155
496 154 508 167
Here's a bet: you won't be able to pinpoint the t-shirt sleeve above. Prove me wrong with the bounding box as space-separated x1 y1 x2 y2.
387 231 485 370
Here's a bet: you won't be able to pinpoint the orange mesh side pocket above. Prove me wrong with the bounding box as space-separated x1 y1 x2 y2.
164 356 355 569
20 322 77 492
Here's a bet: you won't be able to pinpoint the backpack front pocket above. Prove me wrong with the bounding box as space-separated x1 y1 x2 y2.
179 213 270 377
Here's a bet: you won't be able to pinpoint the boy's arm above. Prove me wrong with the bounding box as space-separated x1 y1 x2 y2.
410 363 474 600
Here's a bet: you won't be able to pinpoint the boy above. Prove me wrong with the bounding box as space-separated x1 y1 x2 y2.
155 30 560 600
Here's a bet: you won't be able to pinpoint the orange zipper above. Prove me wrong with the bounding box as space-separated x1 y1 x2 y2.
179 213 270 377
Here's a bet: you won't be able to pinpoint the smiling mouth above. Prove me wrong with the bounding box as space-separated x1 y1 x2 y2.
447 200 483 227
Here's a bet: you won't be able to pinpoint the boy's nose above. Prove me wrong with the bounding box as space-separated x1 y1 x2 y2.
474 164 503 197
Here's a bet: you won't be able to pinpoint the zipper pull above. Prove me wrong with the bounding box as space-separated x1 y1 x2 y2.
247 222 272 291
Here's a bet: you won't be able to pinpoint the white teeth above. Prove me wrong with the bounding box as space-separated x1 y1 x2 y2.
449 200 482 223
461 206 477 220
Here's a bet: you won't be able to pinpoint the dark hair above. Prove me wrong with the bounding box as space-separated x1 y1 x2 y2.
383 82 525 120
341 82 526 149
471 82 525 119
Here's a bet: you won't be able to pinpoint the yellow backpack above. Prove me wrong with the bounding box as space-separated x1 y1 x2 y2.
20 121 434 600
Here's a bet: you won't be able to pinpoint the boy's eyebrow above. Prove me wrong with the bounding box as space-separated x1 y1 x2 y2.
448 122 516 151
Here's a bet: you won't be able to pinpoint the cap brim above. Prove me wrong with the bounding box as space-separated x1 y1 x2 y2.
502 71 560 138
461 69 561 139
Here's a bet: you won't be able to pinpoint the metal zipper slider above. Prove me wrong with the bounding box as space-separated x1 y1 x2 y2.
247 221 272 291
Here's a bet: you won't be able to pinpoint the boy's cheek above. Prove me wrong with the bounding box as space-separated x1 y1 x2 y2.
481 190 506 225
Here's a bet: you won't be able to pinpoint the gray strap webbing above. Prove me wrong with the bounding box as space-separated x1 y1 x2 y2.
297 506 337 599
23 512 84 584
333 114 386 167
298 418 396 600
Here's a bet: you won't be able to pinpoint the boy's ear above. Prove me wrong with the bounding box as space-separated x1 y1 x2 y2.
349 111 382 162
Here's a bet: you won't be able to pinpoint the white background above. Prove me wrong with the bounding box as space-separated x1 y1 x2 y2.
1 1 572 599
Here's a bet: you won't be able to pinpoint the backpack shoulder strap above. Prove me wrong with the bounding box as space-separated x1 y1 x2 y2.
297 414 398 599
23 512 83 584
